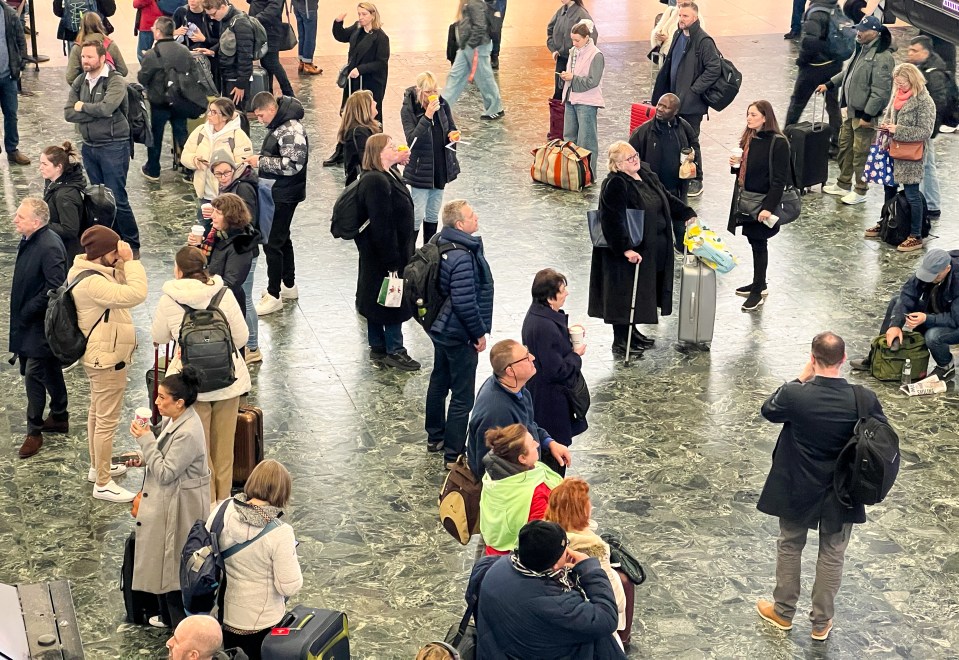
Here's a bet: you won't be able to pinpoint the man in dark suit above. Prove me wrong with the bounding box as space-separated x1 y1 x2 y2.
755 331 886 642
9 198 68 459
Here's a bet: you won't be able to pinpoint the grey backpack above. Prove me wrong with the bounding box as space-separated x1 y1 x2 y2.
178 288 236 392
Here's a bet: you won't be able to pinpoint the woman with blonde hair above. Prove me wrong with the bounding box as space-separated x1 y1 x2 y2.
400 71 461 244
443 0 504 120
208 459 303 659
337 90 382 185
864 62 937 252
64 12 128 83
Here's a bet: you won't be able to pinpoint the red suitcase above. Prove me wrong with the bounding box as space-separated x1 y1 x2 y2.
615 568 636 648
548 98 565 141
629 102 656 134
233 405 264 489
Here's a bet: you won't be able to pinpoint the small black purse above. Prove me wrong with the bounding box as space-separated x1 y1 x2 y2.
565 371 591 420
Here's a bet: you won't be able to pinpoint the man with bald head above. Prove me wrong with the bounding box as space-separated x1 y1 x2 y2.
166 615 244 660
627 92 702 249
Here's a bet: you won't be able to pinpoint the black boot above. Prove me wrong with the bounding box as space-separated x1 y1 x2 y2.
630 327 655 348
422 222 438 243
323 143 344 167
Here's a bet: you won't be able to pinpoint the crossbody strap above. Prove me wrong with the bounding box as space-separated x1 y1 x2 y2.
851 384 867 421
221 518 281 559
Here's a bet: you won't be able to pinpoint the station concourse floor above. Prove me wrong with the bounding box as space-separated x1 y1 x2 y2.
3 0 959 657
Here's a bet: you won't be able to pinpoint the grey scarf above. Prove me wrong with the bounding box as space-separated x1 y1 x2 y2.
509 552 587 600
233 492 282 528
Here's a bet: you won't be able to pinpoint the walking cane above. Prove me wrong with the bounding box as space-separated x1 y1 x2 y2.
624 260 641 366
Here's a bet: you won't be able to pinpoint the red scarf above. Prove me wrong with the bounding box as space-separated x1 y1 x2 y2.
893 88 913 111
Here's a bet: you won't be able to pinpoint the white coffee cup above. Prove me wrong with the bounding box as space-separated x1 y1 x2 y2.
191 224 206 237
134 406 152 428
731 147 744 169
569 325 586 349
201 203 213 219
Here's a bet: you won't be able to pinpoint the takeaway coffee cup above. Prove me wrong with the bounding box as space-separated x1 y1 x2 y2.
201 203 213 219
731 147 744 168
134 407 152 428
191 224 205 237
569 325 586 350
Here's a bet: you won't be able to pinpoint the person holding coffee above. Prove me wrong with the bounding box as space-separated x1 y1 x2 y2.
521 268 587 477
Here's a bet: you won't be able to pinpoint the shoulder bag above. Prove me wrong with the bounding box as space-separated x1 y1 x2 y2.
735 135 801 225
277 1 298 51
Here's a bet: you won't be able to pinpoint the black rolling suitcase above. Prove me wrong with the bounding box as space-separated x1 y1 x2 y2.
260 606 350 659
120 531 160 625
785 92 830 191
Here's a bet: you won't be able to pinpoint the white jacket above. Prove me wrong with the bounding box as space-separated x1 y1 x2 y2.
208 500 303 631
181 114 255 200
150 275 251 401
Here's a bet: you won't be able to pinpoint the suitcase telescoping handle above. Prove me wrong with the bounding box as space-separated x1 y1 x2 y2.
812 91 825 131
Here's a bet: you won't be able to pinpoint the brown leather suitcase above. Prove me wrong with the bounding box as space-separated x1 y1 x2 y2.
616 568 636 648
233 405 264 488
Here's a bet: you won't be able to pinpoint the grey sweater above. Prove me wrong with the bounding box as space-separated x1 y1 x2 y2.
546 3 598 59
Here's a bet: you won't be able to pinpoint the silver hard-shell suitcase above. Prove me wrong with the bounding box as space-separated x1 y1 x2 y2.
678 254 716 345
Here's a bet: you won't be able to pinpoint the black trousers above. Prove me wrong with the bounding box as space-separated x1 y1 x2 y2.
425 341 479 463
223 627 272 660
552 55 568 100
22 356 68 435
748 237 769 290
491 0 506 57
259 50 295 97
785 62 842 145
157 590 186 628
265 200 298 297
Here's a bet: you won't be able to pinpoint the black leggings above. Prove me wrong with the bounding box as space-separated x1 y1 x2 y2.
223 627 272 660
260 50 295 97
748 237 769 289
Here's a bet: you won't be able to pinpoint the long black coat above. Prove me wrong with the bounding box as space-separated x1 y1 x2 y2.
651 20 721 117
727 130 789 239
757 377 885 534
43 162 86 259
355 169 415 326
588 169 695 325
628 116 702 199
521 303 587 445
10 225 67 358
342 125 373 186
208 226 258 314
332 21 390 119
400 86 461 190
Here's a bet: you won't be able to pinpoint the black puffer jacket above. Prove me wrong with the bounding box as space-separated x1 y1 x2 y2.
797 1 839 67
399 86 461 190
208 226 259 313
219 164 260 239
43 162 87 259
918 52 956 137
138 38 193 106
215 6 255 94
249 0 285 50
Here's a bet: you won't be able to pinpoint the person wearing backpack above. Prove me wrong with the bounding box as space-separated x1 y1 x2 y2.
151 247 250 503
40 141 87 258
441 0 504 121
138 17 194 181
207 460 302 659
784 0 845 157
249 0 295 97
755 331 886 642
64 13 128 84
68 226 147 502
126 365 210 629
199 0 256 109
64 40 142 254
173 0 220 57
9 198 68 460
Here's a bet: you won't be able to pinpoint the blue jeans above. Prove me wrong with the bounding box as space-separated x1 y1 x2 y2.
920 143 940 212
137 30 154 63
425 341 479 462
243 255 259 350
367 322 404 354
490 0 506 57
145 104 188 177
563 102 598 173
885 182 924 238
924 326 959 367
294 7 317 63
790 0 805 33
82 141 140 249
0 75 20 153
410 186 445 231
442 42 503 116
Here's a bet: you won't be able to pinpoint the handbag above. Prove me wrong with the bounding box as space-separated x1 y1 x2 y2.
888 138 924 161
865 131 895 185
377 272 403 308
586 209 644 249
530 139 593 191
734 135 801 224
600 532 647 585
277 1 297 51
565 371 591 420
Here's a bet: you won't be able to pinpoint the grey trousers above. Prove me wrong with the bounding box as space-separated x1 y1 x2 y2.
773 518 853 625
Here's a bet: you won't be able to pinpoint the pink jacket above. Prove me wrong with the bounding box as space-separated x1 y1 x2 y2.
564 41 605 108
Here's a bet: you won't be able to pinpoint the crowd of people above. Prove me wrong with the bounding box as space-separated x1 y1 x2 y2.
3 0 957 655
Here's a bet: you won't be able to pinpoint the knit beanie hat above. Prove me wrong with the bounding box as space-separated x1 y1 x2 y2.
81 225 120 261
517 520 569 572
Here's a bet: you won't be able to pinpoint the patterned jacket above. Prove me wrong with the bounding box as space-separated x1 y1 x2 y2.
258 96 309 203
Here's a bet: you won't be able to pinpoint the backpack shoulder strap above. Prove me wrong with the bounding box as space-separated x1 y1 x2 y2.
220 518 281 560
210 497 233 536
851 384 868 420
208 287 228 311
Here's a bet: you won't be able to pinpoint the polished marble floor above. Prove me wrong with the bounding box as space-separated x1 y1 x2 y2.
3 4 959 659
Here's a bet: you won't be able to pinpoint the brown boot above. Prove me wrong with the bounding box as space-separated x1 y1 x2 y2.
19 434 43 458
41 417 69 434
301 62 322 75
298 61 304 73
7 151 30 165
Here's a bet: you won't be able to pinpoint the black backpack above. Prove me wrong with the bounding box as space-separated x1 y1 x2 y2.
329 174 369 240
402 235 465 331
44 271 107 366
701 41 742 112
834 385 901 507
125 82 153 148
161 50 217 119
879 191 930 247
177 288 237 393
80 184 117 232
806 5 856 61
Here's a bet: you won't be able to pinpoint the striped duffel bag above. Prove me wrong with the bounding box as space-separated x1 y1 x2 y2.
530 139 593 191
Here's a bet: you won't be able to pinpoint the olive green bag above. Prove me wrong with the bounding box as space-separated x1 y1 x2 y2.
868 331 929 381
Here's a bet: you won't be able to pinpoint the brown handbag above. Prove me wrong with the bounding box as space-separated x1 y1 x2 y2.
888 139 924 161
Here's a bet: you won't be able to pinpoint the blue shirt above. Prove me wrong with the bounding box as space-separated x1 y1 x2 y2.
0 16 9 79
669 31 688 90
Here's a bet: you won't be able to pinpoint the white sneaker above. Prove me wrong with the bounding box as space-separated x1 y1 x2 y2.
148 616 169 629
841 191 867 205
822 184 847 196
256 292 283 316
939 125 956 134
87 464 128 483
280 282 299 300
245 347 263 365
92 479 137 503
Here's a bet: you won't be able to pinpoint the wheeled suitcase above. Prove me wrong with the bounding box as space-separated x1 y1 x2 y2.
629 103 655 134
677 254 717 345
261 605 350 659
146 343 173 425
233 405 264 488
548 98 565 141
615 568 635 648
250 66 269 99
121 531 160 625
784 92 830 191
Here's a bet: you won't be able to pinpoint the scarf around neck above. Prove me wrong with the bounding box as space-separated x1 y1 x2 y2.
509 552 586 599
893 87 913 111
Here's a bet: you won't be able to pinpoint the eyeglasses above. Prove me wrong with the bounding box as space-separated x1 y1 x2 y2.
618 153 640 165
213 170 233 178
507 352 533 370
207 109 222 116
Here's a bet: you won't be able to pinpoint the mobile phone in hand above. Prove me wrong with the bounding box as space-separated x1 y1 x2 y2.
112 454 137 464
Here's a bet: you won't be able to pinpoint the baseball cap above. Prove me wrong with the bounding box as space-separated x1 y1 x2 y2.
854 16 883 32
915 248 952 282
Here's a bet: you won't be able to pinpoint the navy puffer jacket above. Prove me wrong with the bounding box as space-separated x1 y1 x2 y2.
400 86 461 190
429 226 493 347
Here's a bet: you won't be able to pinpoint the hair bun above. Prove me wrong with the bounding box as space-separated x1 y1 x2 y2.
179 365 204 389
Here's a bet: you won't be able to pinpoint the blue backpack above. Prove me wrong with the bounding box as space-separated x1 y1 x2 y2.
180 499 280 617
806 5 856 62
